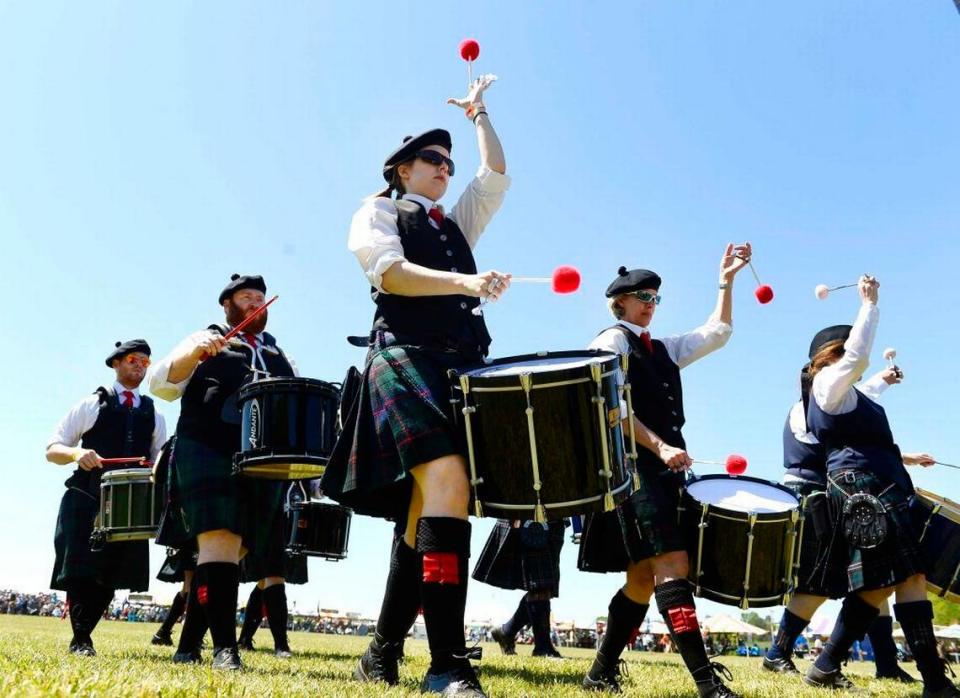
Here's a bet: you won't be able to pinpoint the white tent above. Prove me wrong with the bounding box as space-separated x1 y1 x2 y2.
937 624 960 640
701 613 767 635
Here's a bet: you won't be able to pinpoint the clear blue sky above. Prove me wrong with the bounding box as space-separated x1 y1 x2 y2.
2 1 958 626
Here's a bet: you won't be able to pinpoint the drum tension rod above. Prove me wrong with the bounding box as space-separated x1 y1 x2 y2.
620 353 641 492
741 513 758 610
519 373 547 524
458 374 484 518
590 362 616 513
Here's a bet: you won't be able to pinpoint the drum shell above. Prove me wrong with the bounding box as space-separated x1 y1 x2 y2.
286 500 352 560
450 351 631 520
98 468 163 543
680 474 800 609
914 488 960 603
235 377 340 480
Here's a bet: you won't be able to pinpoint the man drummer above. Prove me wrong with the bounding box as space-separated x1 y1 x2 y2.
46 339 167 656
579 248 750 696
150 273 296 670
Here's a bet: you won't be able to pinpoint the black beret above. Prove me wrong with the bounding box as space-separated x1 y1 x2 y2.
605 266 662 297
105 339 151 368
218 273 267 304
382 129 452 182
808 324 852 359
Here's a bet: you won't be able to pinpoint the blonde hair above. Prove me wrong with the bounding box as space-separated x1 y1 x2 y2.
607 295 626 320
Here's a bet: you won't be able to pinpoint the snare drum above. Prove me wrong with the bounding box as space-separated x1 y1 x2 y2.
914 488 960 603
450 351 631 521
234 377 341 480
93 468 164 544
286 500 353 560
680 474 800 609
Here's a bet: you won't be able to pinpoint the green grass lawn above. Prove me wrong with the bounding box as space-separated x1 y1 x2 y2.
0 615 928 697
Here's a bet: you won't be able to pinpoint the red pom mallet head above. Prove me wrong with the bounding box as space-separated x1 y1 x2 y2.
552 265 581 294
725 454 748 475
754 285 774 304
459 38 480 62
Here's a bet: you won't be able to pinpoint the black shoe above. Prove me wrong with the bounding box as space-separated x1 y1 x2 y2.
151 631 174 646
355 634 404 686
531 647 563 659
211 646 243 671
237 637 254 651
490 627 516 656
420 660 486 697
172 649 202 664
876 666 917 683
923 684 960 698
69 638 96 657
694 662 741 698
582 654 625 693
762 655 799 674
803 664 858 690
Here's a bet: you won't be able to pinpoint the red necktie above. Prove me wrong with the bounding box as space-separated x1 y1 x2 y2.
640 332 654 354
122 390 135 408
243 333 258 349
428 207 444 227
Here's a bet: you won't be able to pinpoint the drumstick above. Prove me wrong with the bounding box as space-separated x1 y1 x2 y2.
935 461 960 470
692 455 748 475
99 457 148 465
199 295 278 361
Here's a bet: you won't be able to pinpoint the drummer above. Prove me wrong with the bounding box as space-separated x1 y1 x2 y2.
799 276 957 695
763 336 915 683
579 249 751 696
149 273 297 670
323 75 510 696
45 339 167 656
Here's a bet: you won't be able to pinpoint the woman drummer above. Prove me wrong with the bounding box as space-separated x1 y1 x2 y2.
321 75 509 697
802 275 957 696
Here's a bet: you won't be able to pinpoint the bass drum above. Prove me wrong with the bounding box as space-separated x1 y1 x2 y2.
914 488 960 603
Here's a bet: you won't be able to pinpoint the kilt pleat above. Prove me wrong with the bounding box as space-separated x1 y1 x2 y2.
472 520 565 596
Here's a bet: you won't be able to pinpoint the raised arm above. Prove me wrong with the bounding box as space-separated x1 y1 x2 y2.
447 74 505 175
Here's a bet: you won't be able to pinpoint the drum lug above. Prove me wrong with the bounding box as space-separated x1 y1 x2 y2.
603 492 615 512
693 502 708 595
741 513 758 609
518 372 548 525
473 500 484 518
534 503 547 524
458 373 484 518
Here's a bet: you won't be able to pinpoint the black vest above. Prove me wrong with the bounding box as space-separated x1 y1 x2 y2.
67 387 155 496
371 199 491 359
782 405 826 484
176 326 295 455
609 326 685 470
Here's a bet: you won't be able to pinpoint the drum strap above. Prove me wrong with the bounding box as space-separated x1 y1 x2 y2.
68 486 98 503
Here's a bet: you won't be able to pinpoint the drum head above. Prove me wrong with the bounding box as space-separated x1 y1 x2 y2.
466 351 615 378
101 468 153 484
687 476 798 514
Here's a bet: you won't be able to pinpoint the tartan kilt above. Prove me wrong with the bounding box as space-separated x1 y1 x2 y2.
322 336 474 521
156 546 197 584
171 435 281 558
472 520 565 597
782 479 836 598
239 484 308 585
810 468 926 595
578 467 686 573
51 487 149 592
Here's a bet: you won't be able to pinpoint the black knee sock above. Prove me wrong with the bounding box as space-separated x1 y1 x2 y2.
896 601 949 691
814 595 879 674
238 586 263 643
195 562 240 651
591 590 648 674
158 591 188 637
176 577 208 654
655 580 714 691
262 584 289 651
416 517 471 674
868 615 902 677
68 582 112 643
501 594 530 639
527 598 555 653
374 535 421 645
766 608 809 661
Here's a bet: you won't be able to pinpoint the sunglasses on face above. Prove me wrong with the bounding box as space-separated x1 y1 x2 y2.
415 150 455 176
631 291 661 305
124 355 151 367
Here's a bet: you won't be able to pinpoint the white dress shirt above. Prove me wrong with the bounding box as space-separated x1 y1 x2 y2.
588 318 733 369
811 303 879 416
348 166 511 292
787 368 891 442
47 381 167 461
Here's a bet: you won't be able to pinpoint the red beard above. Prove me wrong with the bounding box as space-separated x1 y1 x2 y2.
225 301 268 335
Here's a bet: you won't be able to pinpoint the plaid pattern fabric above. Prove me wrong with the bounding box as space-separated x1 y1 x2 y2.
50 488 149 591
239 484 308 585
782 479 837 597
472 520 565 596
172 435 281 558
811 468 925 595
578 468 686 573
155 546 197 584
322 338 471 520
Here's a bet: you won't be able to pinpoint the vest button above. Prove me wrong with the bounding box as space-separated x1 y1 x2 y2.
440 234 448 241
672 426 679 431
662 382 669 388
451 267 458 272
672 411 678 416
667 396 674 401
446 250 454 257
460 302 468 310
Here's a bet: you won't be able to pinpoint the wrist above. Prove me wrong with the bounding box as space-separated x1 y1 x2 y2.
465 102 486 120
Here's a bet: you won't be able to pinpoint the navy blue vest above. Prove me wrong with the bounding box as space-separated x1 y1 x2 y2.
371 199 491 359
176 326 295 455
782 405 826 485
67 387 155 496
610 326 685 471
806 387 912 493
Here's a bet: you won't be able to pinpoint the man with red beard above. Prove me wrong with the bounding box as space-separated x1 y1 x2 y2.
150 274 296 670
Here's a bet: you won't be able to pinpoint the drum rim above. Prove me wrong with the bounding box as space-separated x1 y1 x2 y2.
100 468 155 483
452 349 620 379
237 376 341 399
684 473 800 519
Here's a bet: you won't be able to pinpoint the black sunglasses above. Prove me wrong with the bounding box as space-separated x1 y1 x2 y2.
415 149 455 176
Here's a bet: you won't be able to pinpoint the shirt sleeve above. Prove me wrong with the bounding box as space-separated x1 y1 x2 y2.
812 303 879 415
150 412 167 462
47 395 101 449
789 401 819 444
659 318 733 369
347 197 407 293
447 166 511 249
857 369 892 402
148 331 211 402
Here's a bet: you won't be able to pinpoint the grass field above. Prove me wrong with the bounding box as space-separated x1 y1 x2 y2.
0 615 929 697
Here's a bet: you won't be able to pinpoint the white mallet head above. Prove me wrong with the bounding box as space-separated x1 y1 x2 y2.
814 284 830 300
883 347 897 362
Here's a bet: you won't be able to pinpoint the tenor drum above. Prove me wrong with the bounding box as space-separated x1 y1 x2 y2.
680 474 800 609
914 488 960 603
93 468 164 544
286 500 353 560
450 350 631 521
234 377 341 480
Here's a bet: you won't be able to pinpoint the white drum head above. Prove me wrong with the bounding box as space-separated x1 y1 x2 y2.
469 354 611 378
687 478 797 514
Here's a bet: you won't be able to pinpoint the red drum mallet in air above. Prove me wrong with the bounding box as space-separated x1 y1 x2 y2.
459 38 480 85
471 266 581 316
743 259 773 304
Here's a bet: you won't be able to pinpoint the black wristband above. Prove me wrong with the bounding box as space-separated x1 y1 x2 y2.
472 110 488 124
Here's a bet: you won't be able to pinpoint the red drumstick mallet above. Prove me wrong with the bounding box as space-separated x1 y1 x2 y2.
459 38 480 84
692 454 749 475
199 295 278 361
98 457 149 466
742 259 773 304
471 267 580 315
